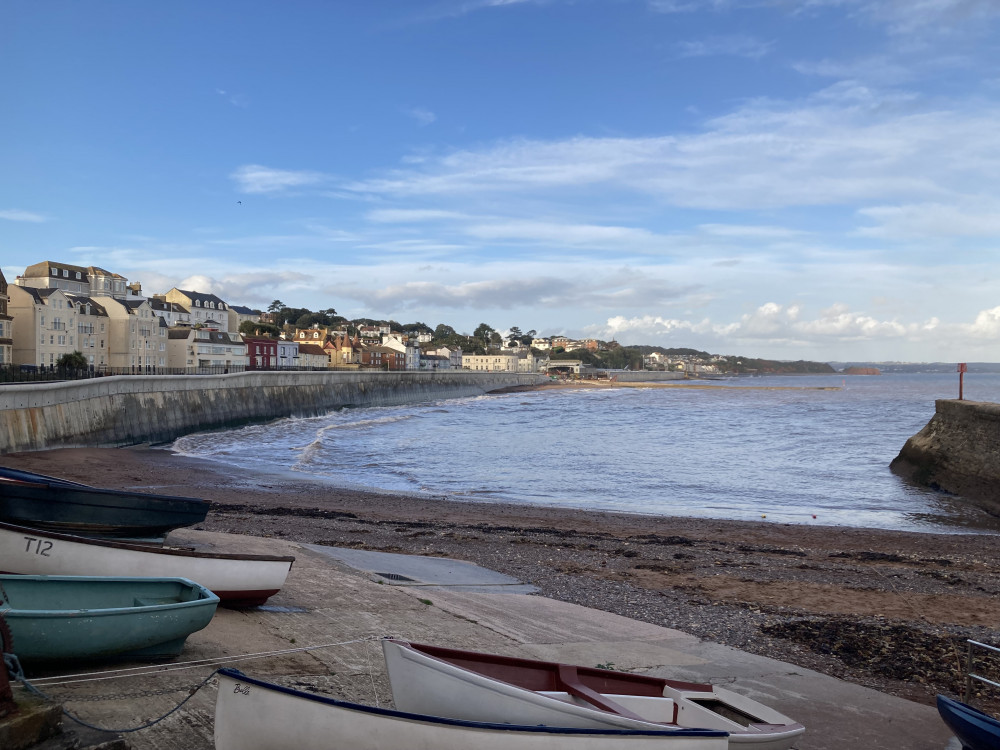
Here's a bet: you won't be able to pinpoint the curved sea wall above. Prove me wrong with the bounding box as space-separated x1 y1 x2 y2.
0 370 545 454
890 399 1000 508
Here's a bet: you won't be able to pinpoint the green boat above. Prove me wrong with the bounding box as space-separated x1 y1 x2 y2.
0 574 219 663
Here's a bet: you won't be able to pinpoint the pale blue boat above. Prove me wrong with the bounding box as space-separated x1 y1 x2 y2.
0 574 219 662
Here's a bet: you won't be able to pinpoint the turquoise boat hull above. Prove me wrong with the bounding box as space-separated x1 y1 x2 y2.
0 575 219 662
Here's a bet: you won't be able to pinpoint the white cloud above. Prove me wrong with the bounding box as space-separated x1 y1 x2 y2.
231 164 327 194
0 209 47 223
968 306 1000 338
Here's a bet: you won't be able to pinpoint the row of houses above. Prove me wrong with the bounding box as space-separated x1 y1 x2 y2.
0 261 551 374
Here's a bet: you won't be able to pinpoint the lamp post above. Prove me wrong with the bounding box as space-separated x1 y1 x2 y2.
958 362 967 400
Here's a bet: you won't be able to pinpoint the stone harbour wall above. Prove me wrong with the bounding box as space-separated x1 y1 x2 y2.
0 370 545 454
890 399 1000 509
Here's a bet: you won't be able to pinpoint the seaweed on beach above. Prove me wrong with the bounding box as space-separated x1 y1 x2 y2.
761 617 983 694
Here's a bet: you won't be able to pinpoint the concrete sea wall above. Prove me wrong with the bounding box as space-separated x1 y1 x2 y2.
890 399 1000 510
0 370 546 454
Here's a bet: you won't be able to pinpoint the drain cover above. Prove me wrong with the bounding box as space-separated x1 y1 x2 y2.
375 572 417 583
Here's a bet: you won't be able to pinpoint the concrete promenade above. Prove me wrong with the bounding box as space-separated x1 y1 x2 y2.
12 529 957 750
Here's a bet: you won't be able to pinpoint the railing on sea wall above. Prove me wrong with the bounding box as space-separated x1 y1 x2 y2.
0 363 399 384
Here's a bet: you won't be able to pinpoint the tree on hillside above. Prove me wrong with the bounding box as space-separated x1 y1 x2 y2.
474 323 494 346
239 320 282 338
434 323 456 339
267 300 285 314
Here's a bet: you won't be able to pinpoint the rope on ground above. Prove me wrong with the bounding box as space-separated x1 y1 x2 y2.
27 635 384 689
5 633 400 734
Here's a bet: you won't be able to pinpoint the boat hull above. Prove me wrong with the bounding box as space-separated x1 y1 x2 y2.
214 669 730 750
0 574 218 662
382 640 804 750
937 695 1000 750
0 466 209 537
0 521 294 607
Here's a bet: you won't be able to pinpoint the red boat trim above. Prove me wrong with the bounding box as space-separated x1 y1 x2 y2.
397 640 715 697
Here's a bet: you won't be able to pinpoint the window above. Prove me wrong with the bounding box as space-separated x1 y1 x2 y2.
51 268 58 276
63 269 69 277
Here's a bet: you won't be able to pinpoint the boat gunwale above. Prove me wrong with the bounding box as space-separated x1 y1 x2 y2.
0 520 295 563
391 639 716 695
0 574 220 616
216 668 730 738
0 466 210 506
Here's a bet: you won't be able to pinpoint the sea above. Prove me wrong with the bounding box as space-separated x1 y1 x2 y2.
169 372 1000 535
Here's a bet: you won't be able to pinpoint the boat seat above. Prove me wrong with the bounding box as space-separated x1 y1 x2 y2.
553 665 650 723
539 691 678 724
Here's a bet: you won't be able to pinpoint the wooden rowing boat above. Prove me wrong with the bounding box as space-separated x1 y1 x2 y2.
0 520 293 607
382 640 804 750
937 694 1000 750
0 465 209 538
214 668 731 750
0 574 218 662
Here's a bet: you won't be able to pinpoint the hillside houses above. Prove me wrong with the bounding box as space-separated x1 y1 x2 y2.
5 260 696 378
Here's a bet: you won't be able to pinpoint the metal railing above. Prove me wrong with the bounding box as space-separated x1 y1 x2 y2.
0 363 398 384
965 640 1000 703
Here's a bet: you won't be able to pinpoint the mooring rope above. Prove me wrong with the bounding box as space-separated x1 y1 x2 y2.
26 635 383 688
5 634 395 734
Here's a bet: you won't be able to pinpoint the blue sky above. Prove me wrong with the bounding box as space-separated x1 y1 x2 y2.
3 0 1000 361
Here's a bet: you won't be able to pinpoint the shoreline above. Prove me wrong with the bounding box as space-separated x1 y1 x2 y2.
2 445 998 711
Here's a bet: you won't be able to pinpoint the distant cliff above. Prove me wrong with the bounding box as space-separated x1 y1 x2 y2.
890 399 1000 511
842 367 881 375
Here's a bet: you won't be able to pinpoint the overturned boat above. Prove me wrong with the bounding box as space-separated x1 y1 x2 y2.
0 465 209 538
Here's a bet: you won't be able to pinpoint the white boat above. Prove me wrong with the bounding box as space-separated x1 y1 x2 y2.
213 668 731 750
382 639 804 750
0 520 293 607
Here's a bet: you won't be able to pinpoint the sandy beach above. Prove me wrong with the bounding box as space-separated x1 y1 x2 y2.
2 439 997 713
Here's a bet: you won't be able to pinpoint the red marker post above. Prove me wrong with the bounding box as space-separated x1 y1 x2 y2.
958 362 967 400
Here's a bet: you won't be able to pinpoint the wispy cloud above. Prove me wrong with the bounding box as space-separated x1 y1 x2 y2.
0 209 47 223
343 88 1000 215
651 0 1000 36
366 209 468 223
856 200 1000 240
698 224 806 239
216 88 249 108
405 107 437 126
675 34 773 59
231 164 327 194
